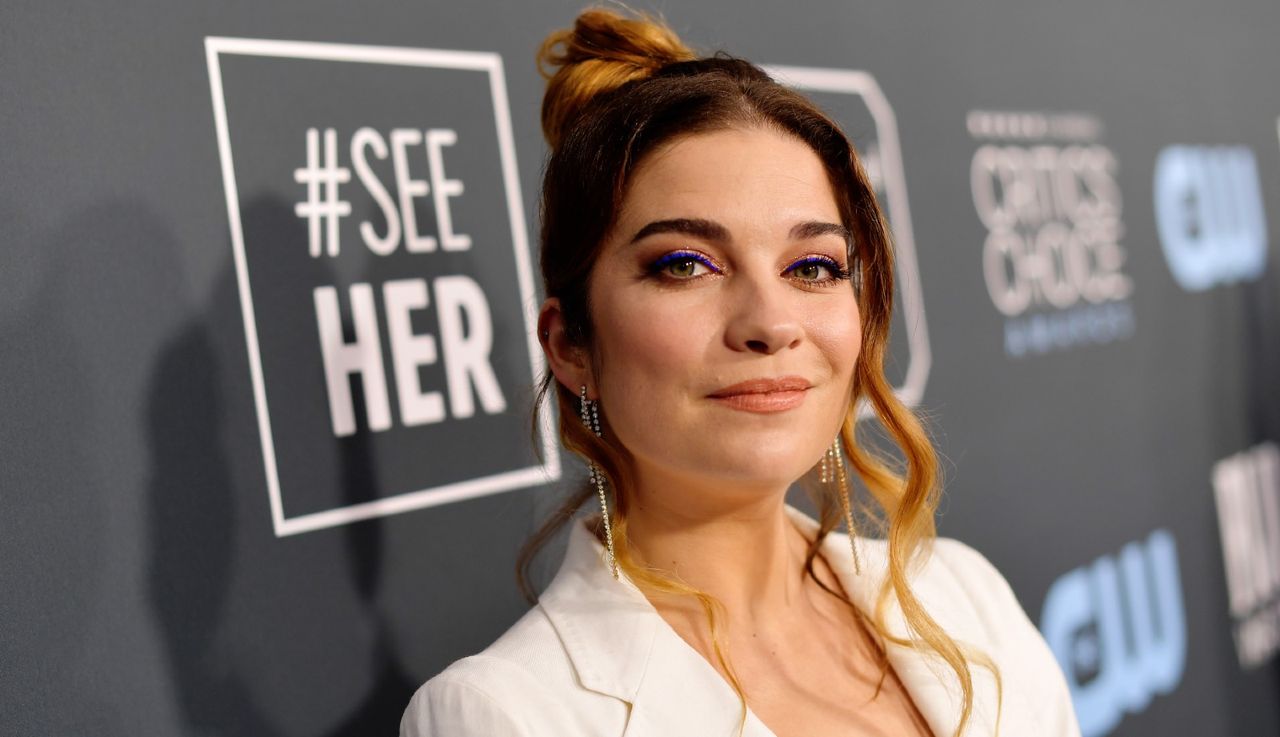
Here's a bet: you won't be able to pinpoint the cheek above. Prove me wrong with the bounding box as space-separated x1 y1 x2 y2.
594 292 712 396
807 299 862 377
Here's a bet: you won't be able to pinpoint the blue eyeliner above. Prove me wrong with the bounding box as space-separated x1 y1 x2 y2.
787 255 851 281
648 250 719 274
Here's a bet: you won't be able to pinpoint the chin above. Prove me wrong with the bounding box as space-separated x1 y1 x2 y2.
704 445 815 487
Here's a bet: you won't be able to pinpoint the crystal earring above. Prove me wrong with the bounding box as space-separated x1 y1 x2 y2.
580 385 619 579
826 435 862 576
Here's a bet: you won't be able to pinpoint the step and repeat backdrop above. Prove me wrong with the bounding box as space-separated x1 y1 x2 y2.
3 1 1279 735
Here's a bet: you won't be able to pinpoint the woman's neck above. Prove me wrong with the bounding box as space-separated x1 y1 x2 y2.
620 475 815 628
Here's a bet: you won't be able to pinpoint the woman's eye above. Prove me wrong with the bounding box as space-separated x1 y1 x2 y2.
648 251 718 280
667 258 706 278
793 262 826 280
786 256 849 283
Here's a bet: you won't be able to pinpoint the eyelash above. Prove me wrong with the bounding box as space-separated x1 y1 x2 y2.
646 250 852 286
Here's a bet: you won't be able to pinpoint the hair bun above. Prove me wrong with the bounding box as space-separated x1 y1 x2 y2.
537 7 696 149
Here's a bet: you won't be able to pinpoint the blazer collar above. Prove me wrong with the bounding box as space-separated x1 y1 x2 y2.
536 504 1001 737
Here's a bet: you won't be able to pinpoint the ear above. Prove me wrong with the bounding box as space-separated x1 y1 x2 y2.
537 297 594 397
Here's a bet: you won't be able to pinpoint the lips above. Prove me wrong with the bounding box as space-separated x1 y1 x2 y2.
708 376 813 398
708 376 812 413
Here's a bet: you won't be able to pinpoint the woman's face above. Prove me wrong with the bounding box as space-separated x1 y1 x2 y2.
558 126 861 498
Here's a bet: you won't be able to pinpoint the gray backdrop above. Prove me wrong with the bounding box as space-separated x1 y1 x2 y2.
3 1 1279 735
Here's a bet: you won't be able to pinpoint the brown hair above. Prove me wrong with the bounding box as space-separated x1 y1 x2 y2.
517 7 1001 736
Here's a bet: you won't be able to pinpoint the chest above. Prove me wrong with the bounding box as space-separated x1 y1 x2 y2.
729 615 936 737
740 653 936 737
656 595 937 737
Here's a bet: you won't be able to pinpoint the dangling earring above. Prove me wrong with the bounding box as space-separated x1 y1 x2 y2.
580 385 619 579
826 435 862 576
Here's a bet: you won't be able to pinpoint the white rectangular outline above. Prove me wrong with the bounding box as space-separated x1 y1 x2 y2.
205 36 560 537
762 65 930 411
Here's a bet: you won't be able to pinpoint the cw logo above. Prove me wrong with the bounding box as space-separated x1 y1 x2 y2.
1213 442 1280 667
1154 145 1268 291
1039 530 1186 737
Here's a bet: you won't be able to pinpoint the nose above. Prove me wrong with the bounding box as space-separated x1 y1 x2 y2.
723 271 804 355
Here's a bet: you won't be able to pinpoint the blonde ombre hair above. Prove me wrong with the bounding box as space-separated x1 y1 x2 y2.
516 7 1002 736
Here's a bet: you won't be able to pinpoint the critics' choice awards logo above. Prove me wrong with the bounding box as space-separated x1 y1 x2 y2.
1154 145 1268 292
763 66 929 410
206 38 558 536
1213 442 1280 668
1039 531 1186 737
967 111 1135 358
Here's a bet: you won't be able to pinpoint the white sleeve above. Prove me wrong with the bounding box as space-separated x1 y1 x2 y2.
936 538 1084 737
400 670 530 737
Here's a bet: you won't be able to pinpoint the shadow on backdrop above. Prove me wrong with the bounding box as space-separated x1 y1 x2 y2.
145 196 415 737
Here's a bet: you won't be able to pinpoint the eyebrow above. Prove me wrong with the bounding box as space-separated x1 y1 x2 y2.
790 221 853 245
629 218 728 244
628 217 852 247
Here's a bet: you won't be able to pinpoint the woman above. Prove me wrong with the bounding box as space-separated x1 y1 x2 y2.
401 7 1081 737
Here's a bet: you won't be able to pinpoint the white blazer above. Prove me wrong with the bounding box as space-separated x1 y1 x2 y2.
401 504 1082 736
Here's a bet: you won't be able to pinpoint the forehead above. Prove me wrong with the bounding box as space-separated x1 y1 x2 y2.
614 127 842 233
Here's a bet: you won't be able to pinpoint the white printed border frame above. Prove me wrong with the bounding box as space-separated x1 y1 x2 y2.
205 37 559 537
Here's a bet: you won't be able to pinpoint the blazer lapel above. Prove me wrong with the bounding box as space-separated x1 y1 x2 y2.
539 516 775 736
537 518 658 705
619 621 780 737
